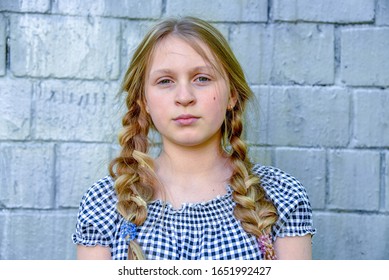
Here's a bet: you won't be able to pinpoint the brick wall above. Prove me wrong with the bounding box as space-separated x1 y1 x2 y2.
0 0 388 260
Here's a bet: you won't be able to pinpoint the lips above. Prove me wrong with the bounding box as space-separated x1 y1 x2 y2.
173 114 199 125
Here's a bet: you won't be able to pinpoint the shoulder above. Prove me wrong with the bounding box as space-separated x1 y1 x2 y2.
252 164 308 204
78 176 118 224
80 176 117 210
73 176 120 247
252 164 315 237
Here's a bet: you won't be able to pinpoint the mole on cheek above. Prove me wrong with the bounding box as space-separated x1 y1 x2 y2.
213 97 216 101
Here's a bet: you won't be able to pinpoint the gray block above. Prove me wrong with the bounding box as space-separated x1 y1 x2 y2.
377 0 389 26
0 79 32 140
0 143 55 209
272 23 334 85
353 89 389 147
10 15 120 80
266 86 350 147
328 150 380 211
120 20 156 75
53 0 162 18
0 0 50 13
248 147 274 167
245 86 269 145
313 212 389 259
56 143 111 208
341 27 389 86
273 0 375 23
230 24 272 85
166 0 267 22
3 211 77 259
275 148 326 209
33 80 124 141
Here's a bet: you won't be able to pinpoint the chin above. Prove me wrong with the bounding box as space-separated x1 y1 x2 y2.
163 132 222 148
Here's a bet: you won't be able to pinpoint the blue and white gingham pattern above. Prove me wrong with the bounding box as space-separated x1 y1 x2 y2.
72 164 316 260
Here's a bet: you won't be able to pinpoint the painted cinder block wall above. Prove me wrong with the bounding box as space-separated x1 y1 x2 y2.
1 0 388 260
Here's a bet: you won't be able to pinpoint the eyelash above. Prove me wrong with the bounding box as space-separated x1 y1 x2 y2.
195 76 211 83
157 79 172 85
156 75 212 86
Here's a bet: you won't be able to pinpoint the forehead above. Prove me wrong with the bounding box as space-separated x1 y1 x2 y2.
146 34 226 78
148 34 217 68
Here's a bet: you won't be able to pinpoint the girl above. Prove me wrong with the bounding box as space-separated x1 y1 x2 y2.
72 16 315 260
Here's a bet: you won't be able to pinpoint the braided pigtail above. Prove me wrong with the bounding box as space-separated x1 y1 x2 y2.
226 104 278 260
109 87 157 260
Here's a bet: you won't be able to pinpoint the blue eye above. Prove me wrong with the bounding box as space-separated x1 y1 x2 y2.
158 79 172 85
196 76 211 82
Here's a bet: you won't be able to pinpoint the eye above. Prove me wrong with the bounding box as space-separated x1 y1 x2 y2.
194 76 211 83
157 78 173 85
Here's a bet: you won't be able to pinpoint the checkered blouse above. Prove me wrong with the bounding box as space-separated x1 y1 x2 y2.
72 164 316 260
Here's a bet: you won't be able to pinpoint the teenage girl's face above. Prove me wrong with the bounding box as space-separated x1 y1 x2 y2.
144 35 234 149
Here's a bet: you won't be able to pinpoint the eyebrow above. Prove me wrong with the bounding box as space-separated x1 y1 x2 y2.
149 66 215 77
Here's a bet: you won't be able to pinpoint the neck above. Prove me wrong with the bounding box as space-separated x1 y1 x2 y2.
153 141 233 207
156 142 228 176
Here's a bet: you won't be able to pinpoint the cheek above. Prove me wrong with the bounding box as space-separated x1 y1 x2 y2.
145 91 160 114
147 110 164 133
211 82 230 106
145 96 162 126
208 96 228 122
147 104 163 122
210 92 229 111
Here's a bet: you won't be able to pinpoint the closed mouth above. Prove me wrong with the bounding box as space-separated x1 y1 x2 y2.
173 114 199 125
174 114 198 121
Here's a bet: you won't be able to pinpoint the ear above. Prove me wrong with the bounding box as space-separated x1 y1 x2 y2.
228 89 238 110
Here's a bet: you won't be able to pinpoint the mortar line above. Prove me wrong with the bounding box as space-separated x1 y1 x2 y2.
379 152 386 211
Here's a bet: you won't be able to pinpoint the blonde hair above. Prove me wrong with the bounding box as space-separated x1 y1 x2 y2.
109 16 278 260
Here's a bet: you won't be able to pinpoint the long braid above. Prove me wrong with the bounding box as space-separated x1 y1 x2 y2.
109 88 156 259
226 105 278 259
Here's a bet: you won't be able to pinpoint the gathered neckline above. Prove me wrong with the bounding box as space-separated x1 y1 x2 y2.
148 185 234 212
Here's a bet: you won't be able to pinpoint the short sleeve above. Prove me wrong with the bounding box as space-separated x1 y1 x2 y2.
253 165 316 240
72 176 119 248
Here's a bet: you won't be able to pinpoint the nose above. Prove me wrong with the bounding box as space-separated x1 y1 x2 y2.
174 84 196 106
